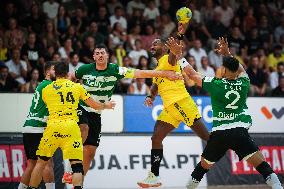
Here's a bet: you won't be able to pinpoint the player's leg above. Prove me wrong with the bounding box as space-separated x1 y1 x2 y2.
70 160 84 189
42 159 55 189
232 128 282 189
79 124 89 143
138 109 177 188
19 133 43 189
187 130 228 189
191 119 210 141
27 156 50 188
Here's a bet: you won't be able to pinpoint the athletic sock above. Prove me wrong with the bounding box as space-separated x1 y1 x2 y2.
151 149 163 176
18 183 28 189
255 161 282 188
191 162 209 182
45 182 55 189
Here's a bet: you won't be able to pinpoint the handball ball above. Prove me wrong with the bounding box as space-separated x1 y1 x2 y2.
176 7 192 24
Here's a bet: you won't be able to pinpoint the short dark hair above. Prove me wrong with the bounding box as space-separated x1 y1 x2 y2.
44 61 56 73
70 52 78 58
94 44 109 53
223 56 239 72
277 62 284 68
54 61 69 77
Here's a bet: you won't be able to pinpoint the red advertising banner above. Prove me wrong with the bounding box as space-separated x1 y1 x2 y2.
0 145 26 182
231 146 284 175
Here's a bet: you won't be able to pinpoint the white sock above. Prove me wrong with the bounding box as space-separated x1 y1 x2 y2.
186 177 200 189
45 182 55 189
266 173 283 189
18 183 28 189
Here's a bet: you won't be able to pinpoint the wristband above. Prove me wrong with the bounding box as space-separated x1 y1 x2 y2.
146 95 155 100
178 58 190 69
177 33 185 40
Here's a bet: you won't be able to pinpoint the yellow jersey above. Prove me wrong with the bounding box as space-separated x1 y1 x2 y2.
42 79 90 122
153 55 189 107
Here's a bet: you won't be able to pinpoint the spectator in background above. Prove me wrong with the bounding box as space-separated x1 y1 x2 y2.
42 0 59 19
41 20 60 49
214 0 234 28
52 52 61 62
58 38 73 61
4 18 25 50
94 6 111 37
61 25 81 51
128 24 142 50
230 46 245 66
21 68 39 93
143 0 160 22
206 11 227 40
119 56 134 93
230 16 242 31
137 56 149 70
274 17 284 43
115 44 126 66
258 16 273 50
271 76 284 97
108 22 127 49
236 0 250 21
267 45 284 70
128 39 148 67
0 37 8 62
0 2 19 28
245 27 262 56
23 3 46 34
0 65 18 92
159 0 175 19
68 52 84 73
110 6 127 31
189 3 201 24
44 45 55 61
228 26 245 56
201 0 215 23
247 56 268 96
82 22 105 45
141 24 158 51
243 8 256 33
208 42 223 69
107 0 123 15
5 49 28 85
71 7 89 34
127 0 145 15
54 5 71 35
270 62 284 89
198 56 215 77
79 36 95 64
127 78 150 95
189 39 207 70
159 14 175 39
21 32 43 71
128 9 144 31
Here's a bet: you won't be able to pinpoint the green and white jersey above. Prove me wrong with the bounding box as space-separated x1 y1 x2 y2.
23 80 51 133
202 74 252 132
75 63 135 113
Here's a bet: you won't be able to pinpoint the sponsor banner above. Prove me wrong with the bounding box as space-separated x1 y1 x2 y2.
0 145 26 182
248 98 284 133
207 134 284 185
124 96 213 133
0 94 123 133
83 136 207 188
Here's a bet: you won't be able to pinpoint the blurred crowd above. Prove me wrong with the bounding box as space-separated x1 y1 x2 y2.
0 0 283 97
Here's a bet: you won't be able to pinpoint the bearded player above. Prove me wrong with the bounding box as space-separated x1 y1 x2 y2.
167 37 283 189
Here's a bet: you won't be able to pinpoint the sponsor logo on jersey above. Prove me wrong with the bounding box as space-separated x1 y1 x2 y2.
261 106 284 119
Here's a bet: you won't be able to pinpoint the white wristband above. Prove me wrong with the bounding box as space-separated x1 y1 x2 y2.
178 58 190 69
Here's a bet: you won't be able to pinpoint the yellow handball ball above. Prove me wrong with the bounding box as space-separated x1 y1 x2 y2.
176 7 192 24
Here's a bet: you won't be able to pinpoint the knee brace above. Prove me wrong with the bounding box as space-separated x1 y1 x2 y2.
71 163 84 175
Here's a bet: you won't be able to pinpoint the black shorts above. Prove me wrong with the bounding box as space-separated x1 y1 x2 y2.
78 105 102 147
23 133 43 160
202 127 259 162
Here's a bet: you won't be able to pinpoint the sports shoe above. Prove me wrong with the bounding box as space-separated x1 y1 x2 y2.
186 177 200 189
62 172 73 184
137 171 162 188
266 173 283 189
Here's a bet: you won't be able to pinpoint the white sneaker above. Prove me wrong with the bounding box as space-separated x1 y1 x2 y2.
137 171 162 188
266 173 283 189
186 177 200 189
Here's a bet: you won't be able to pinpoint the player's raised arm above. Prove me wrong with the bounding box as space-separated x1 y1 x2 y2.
144 83 158 107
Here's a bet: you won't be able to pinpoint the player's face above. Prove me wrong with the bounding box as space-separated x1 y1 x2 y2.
150 39 163 57
93 48 109 65
48 65 56 81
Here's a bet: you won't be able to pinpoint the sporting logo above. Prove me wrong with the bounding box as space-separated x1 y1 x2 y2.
261 106 284 119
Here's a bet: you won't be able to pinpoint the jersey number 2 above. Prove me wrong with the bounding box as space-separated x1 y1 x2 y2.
57 92 75 104
225 90 240 110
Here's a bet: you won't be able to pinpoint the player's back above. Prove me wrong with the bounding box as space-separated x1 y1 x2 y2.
42 79 84 122
202 75 252 131
154 54 189 107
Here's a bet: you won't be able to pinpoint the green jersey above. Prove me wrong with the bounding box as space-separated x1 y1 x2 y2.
75 63 134 113
23 80 52 133
202 74 252 132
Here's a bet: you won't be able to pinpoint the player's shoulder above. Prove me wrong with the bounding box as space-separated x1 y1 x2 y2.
203 76 220 83
158 54 169 64
77 63 93 72
108 63 119 70
37 80 52 90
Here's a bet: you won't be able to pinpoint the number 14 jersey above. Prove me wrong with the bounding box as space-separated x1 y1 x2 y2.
23 80 51 133
202 74 252 132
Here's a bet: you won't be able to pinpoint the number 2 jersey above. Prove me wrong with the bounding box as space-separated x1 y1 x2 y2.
42 79 90 123
202 74 252 132
23 80 51 133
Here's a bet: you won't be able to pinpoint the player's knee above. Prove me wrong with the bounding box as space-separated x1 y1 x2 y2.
201 157 214 169
71 163 84 175
27 160 37 169
151 134 163 144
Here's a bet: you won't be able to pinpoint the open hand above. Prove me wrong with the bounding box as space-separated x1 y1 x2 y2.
144 97 154 107
214 37 231 56
165 37 183 59
104 100 116 110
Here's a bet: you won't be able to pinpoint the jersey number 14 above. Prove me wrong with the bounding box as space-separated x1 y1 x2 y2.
57 92 75 104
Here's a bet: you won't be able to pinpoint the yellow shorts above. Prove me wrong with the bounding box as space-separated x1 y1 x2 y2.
157 97 201 128
36 120 83 160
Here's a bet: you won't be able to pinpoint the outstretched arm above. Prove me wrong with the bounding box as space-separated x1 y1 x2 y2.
85 98 116 110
